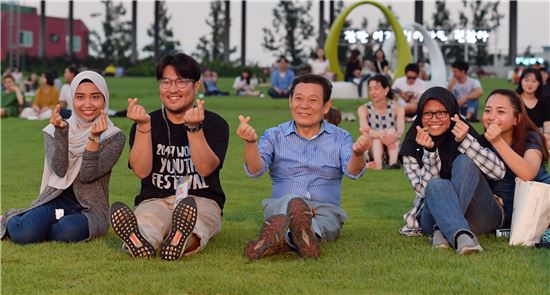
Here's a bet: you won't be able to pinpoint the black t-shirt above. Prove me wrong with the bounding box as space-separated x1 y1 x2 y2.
129 109 229 210
525 98 550 128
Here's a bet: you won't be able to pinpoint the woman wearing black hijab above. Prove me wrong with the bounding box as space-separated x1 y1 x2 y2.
398 87 506 255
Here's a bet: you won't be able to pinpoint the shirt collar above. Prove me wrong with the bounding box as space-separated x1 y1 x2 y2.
283 120 334 137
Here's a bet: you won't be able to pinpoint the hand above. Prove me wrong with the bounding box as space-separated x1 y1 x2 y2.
352 126 372 154
451 114 469 142
126 98 150 125
184 99 205 126
49 104 66 129
457 97 467 106
380 129 399 147
236 115 258 143
484 123 502 144
91 110 107 137
415 125 434 149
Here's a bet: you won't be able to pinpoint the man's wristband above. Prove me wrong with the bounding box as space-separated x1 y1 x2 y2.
185 122 203 133
137 126 151 133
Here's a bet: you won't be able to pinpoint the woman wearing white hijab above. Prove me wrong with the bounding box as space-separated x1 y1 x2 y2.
0 71 125 244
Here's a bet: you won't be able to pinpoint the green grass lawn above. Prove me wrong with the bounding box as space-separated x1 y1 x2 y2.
1 77 548 294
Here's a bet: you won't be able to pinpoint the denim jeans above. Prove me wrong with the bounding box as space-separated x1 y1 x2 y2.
419 154 502 247
7 193 89 244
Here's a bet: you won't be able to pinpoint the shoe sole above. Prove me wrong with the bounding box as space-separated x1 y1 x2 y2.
287 198 320 258
110 202 155 258
159 197 197 261
244 214 289 260
459 245 484 256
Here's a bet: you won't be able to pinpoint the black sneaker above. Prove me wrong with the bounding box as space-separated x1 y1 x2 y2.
159 197 198 261
110 202 155 258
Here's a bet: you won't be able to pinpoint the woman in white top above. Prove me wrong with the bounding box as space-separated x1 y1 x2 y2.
233 69 262 97
308 48 333 81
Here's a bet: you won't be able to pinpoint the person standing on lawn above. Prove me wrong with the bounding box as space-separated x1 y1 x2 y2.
109 52 229 261
0 71 125 244
237 74 372 259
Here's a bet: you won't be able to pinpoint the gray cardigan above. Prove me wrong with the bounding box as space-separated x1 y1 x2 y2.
0 125 125 241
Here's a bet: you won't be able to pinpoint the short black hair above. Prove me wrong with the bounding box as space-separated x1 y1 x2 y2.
156 52 201 82
367 75 394 100
43 72 56 86
451 60 469 72
405 63 420 74
66 64 79 76
290 74 333 103
278 56 289 63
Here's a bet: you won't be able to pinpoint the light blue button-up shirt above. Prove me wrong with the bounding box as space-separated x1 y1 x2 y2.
245 120 365 206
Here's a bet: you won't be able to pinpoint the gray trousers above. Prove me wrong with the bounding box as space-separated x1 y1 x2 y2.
262 194 347 243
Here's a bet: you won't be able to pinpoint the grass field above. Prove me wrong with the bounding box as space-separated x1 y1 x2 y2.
1 77 549 294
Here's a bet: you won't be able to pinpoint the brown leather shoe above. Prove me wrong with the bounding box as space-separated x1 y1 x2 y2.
244 214 289 260
287 198 320 258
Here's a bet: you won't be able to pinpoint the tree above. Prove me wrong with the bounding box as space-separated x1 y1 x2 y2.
89 0 132 65
431 0 461 63
262 0 314 66
194 0 234 63
458 0 503 66
143 1 180 57
432 0 452 30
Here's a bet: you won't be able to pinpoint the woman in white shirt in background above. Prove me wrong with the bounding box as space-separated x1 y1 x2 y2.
233 69 263 97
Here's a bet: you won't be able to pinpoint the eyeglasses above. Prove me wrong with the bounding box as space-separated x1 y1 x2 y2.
406 75 418 81
158 78 194 89
421 111 449 120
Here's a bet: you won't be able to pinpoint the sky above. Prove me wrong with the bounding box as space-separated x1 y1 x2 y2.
17 0 550 66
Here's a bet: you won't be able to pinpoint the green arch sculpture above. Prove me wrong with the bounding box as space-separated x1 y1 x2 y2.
324 0 412 81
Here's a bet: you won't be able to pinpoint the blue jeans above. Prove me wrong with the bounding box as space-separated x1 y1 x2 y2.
7 193 89 244
459 99 479 120
419 155 502 247
268 88 290 99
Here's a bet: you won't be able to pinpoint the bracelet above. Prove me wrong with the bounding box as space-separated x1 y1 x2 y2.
88 135 100 143
137 126 151 133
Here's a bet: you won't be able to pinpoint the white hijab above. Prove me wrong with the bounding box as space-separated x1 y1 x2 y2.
40 71 121 192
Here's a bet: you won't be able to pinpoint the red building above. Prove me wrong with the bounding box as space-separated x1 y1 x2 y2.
1 3 89 62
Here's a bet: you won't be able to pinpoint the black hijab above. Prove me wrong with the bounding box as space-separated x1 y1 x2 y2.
399 86 486 179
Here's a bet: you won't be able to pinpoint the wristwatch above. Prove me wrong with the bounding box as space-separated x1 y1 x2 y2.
88 135 100 143
184 122 203 133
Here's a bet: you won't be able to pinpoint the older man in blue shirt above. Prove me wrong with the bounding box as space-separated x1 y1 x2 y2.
237 74 372 259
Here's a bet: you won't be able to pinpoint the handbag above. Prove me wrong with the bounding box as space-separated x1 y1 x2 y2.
509 178 550 246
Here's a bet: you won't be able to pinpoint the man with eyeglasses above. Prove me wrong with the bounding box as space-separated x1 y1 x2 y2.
110 52 229 261
392 63 427 121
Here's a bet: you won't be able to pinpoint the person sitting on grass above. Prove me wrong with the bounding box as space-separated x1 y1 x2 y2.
0 71 125 244
447 60 483 122
1 74 24 118
237 74 372 260
398 87 505 255
358 75 405 169
109 52 229 261
268 56 295 99
233 69 263 97
58 65 80 118
482 89 550 229
20 72 59 120
202 69 229 96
